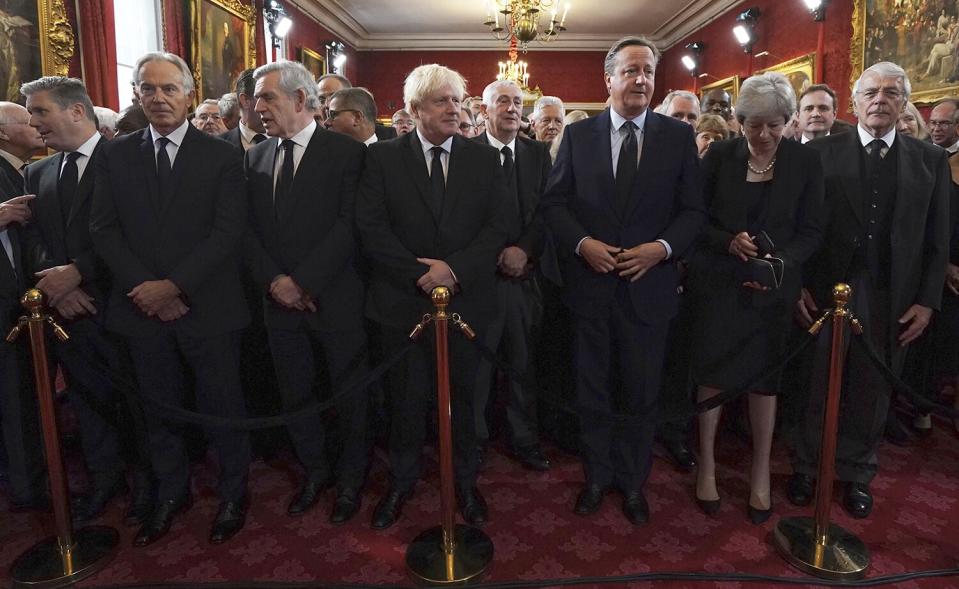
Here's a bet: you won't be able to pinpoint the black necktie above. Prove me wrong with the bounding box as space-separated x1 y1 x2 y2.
501 145 514 179
615 121 638 217
156 137 172 204
274 139 295 218
867 138 885 166
430 146 445 213
58 151 82 220
253 133 267 144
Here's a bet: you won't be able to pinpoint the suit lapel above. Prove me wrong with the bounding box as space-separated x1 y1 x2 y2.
279 128 331 222
138 128 162 217
623 110 659 221
38 155 66 238
838 132 865 227
893 136 923 232
514 138 535 225
442 135 468 223
592 110 619 220
65 137 105 229
160 126 196 218
403 132 439 222
766 139 795 227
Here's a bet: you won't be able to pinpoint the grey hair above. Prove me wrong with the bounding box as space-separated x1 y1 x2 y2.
604 36 660 76
199 98 219 108
254 60 320 110
132 52 195 94
532 95 565 121
852 61 911 101
655 90 700 115
403 64 467 114
482 80 522 107
735 72 796 123
317 73 352 88
218 93 238 118
330 87 377 123
93 106 118 130
20 76 97 123
391 109 411 121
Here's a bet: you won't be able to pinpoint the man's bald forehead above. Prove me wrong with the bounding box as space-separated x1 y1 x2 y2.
0 101 29 120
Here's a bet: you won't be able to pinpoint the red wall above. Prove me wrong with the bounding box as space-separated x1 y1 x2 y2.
657 0 855 120
353 50 609 117
281 2 358 83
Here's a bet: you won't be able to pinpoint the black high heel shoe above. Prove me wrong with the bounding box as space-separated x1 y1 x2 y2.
696 496 721 516
747 501 772 524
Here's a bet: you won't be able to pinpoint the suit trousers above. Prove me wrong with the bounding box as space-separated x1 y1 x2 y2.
792 276 897 484
380 324 482 493
127 330 250 503
267 325 370 490
655 291 695 444
573 284 668 492
0 340 43 502
473 278 543 448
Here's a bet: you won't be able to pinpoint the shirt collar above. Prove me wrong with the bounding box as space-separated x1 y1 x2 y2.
72 131 101 159
238 121 258 144
609 108 648 133
277 119 317 149
150 120 190 146
857 124 896 150
364 133 378 146
485 132 516 154
0 148 27 174
416 128 454 157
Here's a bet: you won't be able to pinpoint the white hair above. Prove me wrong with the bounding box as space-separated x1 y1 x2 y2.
218 92 238 118
253 60 320 110
532 96 565 121
482 79 522 107
403 64 467 114
736 72 796 122
852 61 911 101
133 52 195 94
655 90 700 115
93 106 118 130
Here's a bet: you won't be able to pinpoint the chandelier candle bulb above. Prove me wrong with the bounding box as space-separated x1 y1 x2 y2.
561 3 569 26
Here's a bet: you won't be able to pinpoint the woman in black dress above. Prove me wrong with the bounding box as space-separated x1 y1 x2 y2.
686 72 824 523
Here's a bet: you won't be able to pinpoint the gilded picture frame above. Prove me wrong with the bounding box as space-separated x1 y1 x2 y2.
756 53 815 98
190 0 256 102
851 0 959 105
299 47 326 81
0 0 74 103
699 75 740 105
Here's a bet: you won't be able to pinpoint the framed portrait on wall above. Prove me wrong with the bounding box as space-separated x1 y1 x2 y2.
756 53 815 98
852 0 958 105
0 0 74 103
299 47 326 81
191 0 255 101
699 75 740 105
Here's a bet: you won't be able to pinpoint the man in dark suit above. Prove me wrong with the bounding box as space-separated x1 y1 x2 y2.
316 74 395 140
325 87 380 146
791 61 950 518
20 76 153 525
542 36 705 525
219 69 267 152
0 100 45 510
472 79 552 470
245 60 370 524
357 64 508 529
91 52 251 546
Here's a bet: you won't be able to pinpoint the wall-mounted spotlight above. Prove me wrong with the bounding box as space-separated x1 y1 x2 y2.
732 7 761 54
682 42 705 77
803 0 829 21
325 41 347 72
264 1 292 48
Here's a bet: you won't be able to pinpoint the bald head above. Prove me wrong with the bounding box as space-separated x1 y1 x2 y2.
0 102 44 160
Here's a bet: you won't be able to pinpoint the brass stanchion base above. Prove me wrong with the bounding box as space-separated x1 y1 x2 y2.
406 524 493 586
774 516 869 581
11 525 119 588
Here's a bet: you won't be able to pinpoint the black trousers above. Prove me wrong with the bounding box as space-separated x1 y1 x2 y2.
127 330 250 503
380 324 481 493
573 286 669 492
0 338 43 502
267 325 370 491
655 292 694 445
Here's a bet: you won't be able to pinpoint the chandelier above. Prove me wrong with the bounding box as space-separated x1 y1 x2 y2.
494 37 542 98
484 0 569 50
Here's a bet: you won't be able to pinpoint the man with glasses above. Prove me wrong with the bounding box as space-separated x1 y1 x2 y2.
91 52 251 546
192 98 228 136
791 62 950 519
391 109 414 135
927 98 959 153
325 88 379 146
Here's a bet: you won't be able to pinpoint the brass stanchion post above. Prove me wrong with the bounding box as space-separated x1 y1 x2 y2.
406 287 493 586
773 283 869 580
7 289 118 588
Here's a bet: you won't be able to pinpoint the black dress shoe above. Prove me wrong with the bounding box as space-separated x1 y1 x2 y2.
573 484 606 515
329 489 361 525
124 485 155 527
371 489 411 530
843 482 873 519
134 496 191 547
74 479 128 524
662 439 697 471
622 491 649 525
696 496 721 516
287 478 331 516
787 473 815 506
513 445 551 471
209 500 246 544
457 487 488 526
747 502 773 525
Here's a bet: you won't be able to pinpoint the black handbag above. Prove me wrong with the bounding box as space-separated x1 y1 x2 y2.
744 231 783 289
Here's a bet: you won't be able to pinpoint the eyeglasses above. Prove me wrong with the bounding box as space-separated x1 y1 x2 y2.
929 120 955 128
328 108 360 120
195 113 222 121
458 122 476 131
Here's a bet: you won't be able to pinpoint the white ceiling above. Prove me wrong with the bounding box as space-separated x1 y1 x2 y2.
284 0 743 51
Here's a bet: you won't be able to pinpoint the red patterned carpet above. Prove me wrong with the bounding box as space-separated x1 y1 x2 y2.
2 421 959 589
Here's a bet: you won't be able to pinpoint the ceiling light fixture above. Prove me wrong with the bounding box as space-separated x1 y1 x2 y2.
483 0 569 51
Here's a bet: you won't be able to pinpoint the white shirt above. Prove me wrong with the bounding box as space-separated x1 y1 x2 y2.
946 139 959 155
416 128 453 181
272 120 316 194
59 131 101 182
237 121 261 152
857 123 896 154
485 133 516 165
150 120 190 167
801 131 830 144
363 133 378 146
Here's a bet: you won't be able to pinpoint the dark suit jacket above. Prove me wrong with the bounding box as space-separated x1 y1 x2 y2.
0 159 26 327
805 130 950 330
473 132 551 261
356 131 509 330
244 126 366 331
542 108 706 323
90 124 250 337
219 127 243 151
22 138 112 308
375 123 398 141
688 136 824 306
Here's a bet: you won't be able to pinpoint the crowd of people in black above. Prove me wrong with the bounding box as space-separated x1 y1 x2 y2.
0 34 956 550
